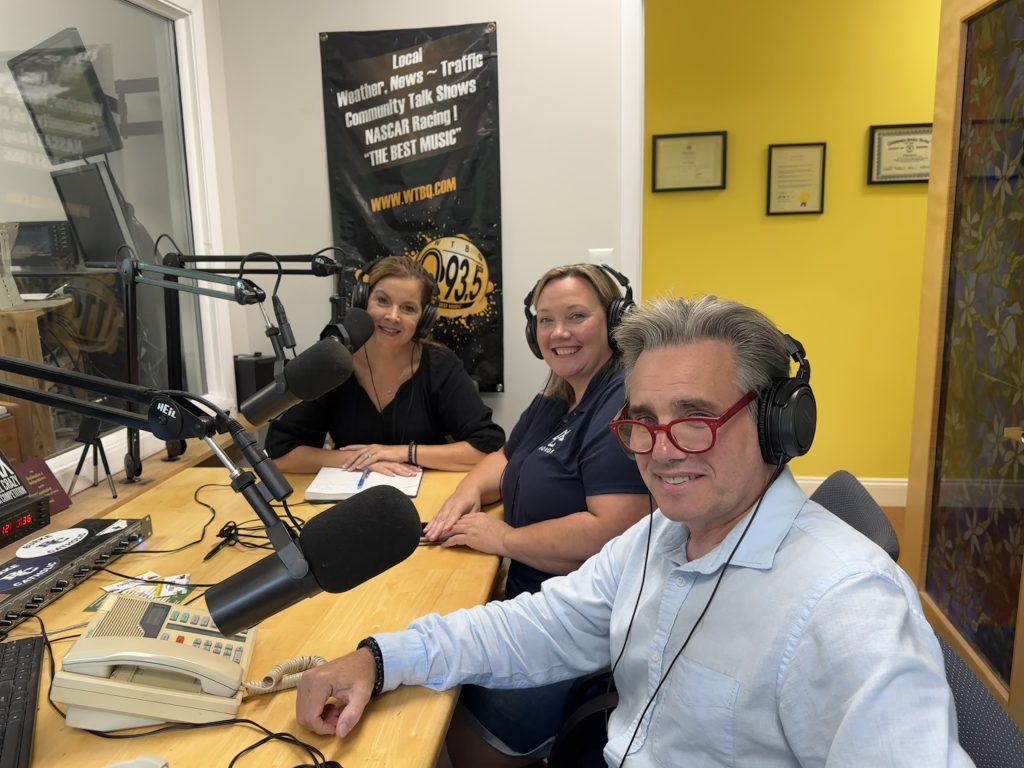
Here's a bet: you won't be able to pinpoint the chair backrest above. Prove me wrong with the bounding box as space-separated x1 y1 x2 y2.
809 470 900 561
813 472 1024 764
939 634 1024 767
547 669 616 768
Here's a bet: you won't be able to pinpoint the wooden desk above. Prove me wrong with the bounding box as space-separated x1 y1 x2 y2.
23 468 501 768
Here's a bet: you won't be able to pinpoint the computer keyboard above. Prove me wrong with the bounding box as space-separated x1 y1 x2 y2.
0 636 42 768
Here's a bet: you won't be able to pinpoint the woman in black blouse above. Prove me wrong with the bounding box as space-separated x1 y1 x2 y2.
265 256 505 475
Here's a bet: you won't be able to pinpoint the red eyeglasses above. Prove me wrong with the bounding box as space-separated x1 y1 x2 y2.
608 391 757 455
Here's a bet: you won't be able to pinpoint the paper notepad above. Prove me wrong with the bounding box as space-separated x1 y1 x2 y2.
303 467 423 502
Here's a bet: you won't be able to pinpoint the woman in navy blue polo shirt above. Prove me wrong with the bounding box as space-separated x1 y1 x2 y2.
424 263 650 766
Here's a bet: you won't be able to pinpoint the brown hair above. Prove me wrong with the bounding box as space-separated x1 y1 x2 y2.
365 255 437 312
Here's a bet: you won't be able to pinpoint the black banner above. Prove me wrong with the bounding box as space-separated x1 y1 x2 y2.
320 23 503 391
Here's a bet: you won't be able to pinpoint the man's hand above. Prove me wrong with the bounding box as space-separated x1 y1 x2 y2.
296 648 377 738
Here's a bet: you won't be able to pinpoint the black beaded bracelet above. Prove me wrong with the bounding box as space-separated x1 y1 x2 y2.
357 636 385 698
407 442 416 465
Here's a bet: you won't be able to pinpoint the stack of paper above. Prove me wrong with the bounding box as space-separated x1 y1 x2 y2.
303 467 423 502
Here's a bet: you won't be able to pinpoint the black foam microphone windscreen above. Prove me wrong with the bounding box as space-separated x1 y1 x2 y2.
206 485 422 635
341 307 375 351
285 337 354 401
300 485 422 592
239 338 354 424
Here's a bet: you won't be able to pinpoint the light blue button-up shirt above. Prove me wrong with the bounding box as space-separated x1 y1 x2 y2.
375 469 972 766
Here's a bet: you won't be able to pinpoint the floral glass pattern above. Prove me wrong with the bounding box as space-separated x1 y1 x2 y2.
927 0 1024 684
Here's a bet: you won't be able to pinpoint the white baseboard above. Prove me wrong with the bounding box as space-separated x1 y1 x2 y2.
795 475 908 508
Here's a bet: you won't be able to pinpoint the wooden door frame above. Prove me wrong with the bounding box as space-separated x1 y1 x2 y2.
906 0 1024 726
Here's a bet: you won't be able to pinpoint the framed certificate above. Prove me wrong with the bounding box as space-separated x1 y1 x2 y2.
868 123 932 184
652 131 727 192
766 142 826 215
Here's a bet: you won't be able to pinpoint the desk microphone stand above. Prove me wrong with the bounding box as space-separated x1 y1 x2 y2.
67 417 116 499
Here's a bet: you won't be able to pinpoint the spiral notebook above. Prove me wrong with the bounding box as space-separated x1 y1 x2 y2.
303 467 423 502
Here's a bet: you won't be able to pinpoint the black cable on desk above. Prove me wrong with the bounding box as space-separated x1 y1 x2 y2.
95 567 219 589
125 482 227 555
86 716 337 768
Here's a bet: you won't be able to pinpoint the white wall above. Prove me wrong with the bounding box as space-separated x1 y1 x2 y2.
213 0 640 431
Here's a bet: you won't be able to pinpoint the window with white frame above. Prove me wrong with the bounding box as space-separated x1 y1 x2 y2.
0 1 224 482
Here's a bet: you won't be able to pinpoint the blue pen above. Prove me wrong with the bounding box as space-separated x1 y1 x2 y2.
357 469 371 489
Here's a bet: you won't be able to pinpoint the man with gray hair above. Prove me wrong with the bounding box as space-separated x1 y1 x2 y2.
297 296 970 767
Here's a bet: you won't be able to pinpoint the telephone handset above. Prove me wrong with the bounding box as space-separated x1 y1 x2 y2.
61 635 241 697
52 595 258 732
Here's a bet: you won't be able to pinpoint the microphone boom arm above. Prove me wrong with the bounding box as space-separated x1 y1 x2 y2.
0 353 216 441
123 259 267 305
0 353 305 575
118 254 275 481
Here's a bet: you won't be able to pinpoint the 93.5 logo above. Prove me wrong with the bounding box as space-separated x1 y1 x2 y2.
414 236 491 318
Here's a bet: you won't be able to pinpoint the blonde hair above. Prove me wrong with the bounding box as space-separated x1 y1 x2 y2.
528 264 625 402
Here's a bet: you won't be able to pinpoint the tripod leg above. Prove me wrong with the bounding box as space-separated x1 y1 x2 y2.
96 442 118 499
92 443 99 487
67 443 90 495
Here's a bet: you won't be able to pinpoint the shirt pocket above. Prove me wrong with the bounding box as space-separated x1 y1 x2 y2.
649 656 739 768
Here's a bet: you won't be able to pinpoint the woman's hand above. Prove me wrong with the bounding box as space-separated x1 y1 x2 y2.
442 512 511 557
341 444 405 471
425 485 482 541
364 460 419 478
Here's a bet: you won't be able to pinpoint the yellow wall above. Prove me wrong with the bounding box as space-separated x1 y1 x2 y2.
644 0 941 479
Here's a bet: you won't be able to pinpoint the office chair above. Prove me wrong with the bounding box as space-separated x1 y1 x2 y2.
809 469 900 561
547 669 616 768
939 634 1024 767
813 470 1024 764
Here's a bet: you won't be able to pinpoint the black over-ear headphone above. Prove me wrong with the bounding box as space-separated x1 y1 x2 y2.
757 334 816 465
351 257 440 340
523 263 636 359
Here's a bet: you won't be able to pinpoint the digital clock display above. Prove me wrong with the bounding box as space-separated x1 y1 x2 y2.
1 513 34 537
0 496 49 548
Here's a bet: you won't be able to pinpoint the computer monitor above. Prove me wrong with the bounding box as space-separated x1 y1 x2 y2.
10 221 78 272
6 27 122 164
51 161 136 268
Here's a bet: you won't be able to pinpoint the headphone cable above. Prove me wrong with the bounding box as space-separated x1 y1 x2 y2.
614 463 785 767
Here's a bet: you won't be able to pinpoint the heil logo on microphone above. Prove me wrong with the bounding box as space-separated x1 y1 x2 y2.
156 402 178 420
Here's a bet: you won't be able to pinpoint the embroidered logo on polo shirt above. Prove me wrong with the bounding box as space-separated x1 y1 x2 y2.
537 428 571 454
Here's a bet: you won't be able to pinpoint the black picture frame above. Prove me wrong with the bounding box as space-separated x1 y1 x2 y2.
6 26 123 164
766 142 826 215
868 123 932 184
652 131 727 192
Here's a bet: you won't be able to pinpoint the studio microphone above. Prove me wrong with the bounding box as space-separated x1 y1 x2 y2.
239 336 354 425
320 306 374 351
238 310 373 425
206 485 422 635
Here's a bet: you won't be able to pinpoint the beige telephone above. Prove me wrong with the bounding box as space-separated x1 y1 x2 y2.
52 595 258 732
